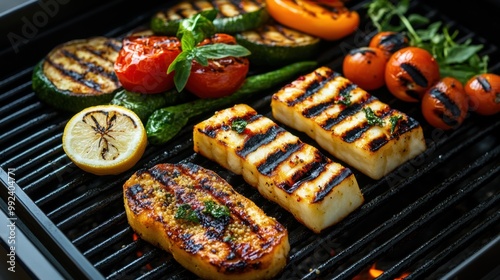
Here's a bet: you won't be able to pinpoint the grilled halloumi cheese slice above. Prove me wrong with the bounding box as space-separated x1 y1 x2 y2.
124 163 289 280
193 104 364 233
271 66 427 180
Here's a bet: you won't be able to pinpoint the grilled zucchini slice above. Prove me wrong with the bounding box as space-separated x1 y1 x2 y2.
236 21 321 66
32 37 122 113
150 0 269 35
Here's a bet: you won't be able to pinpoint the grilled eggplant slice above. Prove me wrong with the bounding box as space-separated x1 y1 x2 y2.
150 0 269 35
124 163 289 280
271 66 427 180
236 20 321 66
32 37 122 113
193 104 364 233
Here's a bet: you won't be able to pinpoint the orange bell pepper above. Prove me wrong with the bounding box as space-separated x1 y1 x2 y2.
265 0 359 41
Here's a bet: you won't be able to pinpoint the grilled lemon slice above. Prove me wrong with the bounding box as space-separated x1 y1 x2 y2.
62 105 147 175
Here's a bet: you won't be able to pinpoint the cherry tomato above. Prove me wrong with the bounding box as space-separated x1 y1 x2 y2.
266 0 359 41
185 34 250 99
342 47 387 90
385 46 440 102
464 73 500 115
114 36 182 94
368 31 409 58
421 77 469 130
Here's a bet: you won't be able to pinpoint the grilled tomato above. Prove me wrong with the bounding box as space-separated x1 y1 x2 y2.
265 0 359 41
421 77 469 130
114 36 182 94
385 46 440 102
368 31 409 58
342 47 387 90
464 73 500 115
185 33 250 99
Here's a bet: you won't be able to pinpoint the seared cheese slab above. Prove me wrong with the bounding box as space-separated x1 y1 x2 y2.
193 104 364 233
271 66 427 180
124 163 289 280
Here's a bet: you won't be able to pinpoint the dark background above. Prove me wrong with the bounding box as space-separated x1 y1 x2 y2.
1 0 500 79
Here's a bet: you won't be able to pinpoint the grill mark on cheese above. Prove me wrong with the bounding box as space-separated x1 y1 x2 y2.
277 151 328 193
287 69 340 106
124 163 289 276
237 124 286 157
342 124 370 143
322 95 378 130
139 165 272 261
303 81 358 118
257 141 304 176
314 167 352 203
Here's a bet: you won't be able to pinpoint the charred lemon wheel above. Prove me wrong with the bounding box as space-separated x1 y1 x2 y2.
62 105 147 175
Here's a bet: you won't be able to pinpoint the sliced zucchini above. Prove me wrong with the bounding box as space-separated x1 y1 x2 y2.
235 21 321 66
150 0 269 35
32 37 122 113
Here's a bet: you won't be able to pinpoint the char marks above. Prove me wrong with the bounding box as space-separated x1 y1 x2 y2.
237 124 286 157
322 95 377 130
257 141 304 176
314 167 352 203
45 37 121 94
288 69 339 106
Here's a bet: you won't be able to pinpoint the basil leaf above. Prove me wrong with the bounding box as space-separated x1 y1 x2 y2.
173 58 193 92
197 44 251 59
177 14 215 47
167 51 189 74
192 49 209 66
199 9 218 21
181 32 196 51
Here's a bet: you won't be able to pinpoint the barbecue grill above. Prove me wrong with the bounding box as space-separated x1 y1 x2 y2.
1 0 499 279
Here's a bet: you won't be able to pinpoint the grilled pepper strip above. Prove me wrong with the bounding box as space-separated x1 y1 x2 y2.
146 60 318 145
110 89 195 123
265 0 360 41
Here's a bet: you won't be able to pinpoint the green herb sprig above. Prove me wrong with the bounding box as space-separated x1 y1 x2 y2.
366 0 488 83
203 200 230 219
231 119 248 133
175 203 199 223
167 13 251 92
363 107 384 126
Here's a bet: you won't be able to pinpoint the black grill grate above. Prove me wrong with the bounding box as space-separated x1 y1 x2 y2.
1 0 499 279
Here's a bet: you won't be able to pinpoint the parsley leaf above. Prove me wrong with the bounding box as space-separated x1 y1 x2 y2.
363 107 384 126
203 200 230 219
175 204 199 223
335 90 352 106
389 115 403 134
231 119 248 133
